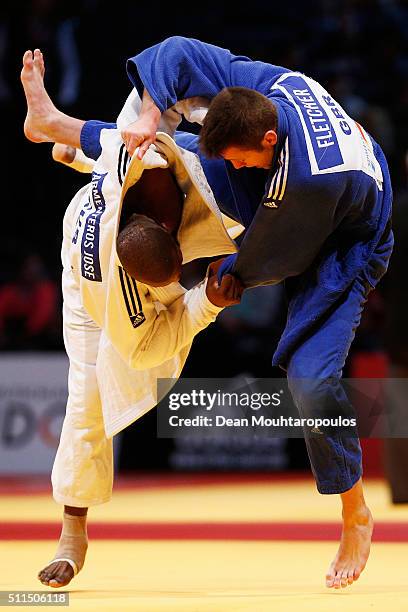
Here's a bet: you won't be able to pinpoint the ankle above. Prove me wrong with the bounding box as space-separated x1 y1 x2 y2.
61 512 88 541
342 504 372 526
43 108 64 136
64 505 88 517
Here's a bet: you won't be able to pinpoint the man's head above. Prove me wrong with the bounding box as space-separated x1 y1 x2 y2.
199 87 278 169
117 214 182 286
117 166 185 286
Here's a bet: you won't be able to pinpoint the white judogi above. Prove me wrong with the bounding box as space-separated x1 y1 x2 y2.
52 127 237 507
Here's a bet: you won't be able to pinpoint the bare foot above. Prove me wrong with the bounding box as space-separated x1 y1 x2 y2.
326 506 373 589
20 49 60 143
38 561 75 588
52 143 76 164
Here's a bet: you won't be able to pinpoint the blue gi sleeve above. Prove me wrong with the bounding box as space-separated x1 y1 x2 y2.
80 120 117 160
127 36 287 111
230 181 341 288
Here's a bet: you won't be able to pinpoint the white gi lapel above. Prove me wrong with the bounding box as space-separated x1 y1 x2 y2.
95 130 238 438
113 131 237 265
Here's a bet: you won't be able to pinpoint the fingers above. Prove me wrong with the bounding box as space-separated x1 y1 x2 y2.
121 126 156 158
218 274 233 299
222 274 244 299
207 260 221 278
120 132 138 157
121 134 147 158
120 127 137 156
137 138 153 160
207 257 226 277
219 274 243 304
205 273 244 307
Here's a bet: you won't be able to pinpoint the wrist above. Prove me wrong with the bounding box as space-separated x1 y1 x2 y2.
140 90 162 127
203 279 224 312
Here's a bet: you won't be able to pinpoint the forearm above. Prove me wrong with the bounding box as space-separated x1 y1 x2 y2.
139 88 161 132
130 281 223 370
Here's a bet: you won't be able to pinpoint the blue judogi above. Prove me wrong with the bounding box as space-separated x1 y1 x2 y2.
83 37 393 493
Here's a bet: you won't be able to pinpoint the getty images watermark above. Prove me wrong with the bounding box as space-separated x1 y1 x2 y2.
155 378 381 439
166 389 356 430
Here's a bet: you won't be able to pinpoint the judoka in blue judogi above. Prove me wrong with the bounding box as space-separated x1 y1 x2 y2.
116 38 392 494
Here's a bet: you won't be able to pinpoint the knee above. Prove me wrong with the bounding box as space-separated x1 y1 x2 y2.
288 375 340 414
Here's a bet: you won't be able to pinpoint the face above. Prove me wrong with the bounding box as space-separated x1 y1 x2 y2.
220 131 277 170
221 145 275 170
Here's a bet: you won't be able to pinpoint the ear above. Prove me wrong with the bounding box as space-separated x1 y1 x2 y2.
262 130 277 148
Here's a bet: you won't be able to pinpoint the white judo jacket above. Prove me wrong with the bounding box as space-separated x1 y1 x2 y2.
63 127 237 437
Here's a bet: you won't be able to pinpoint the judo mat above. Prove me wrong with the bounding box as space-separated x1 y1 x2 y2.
1 474 407 611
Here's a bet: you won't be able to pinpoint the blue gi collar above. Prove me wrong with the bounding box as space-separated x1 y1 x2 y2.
268 101 289 176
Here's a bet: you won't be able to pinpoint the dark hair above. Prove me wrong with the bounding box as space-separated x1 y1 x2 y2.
199 87 278 157
116 214 181 286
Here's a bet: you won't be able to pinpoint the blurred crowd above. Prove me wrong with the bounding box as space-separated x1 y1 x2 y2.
1 0 407 375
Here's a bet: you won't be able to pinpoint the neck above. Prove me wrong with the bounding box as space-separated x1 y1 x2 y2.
120 168 183 234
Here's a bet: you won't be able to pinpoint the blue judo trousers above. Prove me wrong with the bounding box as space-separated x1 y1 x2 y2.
175 132 392 495
83 36 393 493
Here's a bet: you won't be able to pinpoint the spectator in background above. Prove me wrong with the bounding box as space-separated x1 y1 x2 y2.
22 0 81 107
0 253 58 349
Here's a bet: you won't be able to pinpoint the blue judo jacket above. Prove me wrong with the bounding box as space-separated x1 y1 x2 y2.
125 37 393 367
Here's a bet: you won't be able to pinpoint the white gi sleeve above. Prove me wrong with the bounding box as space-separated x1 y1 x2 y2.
133 280 222 370
114 279 223 371
56 147 95 173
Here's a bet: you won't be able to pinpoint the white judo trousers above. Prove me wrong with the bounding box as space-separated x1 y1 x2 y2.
53 193 113 507
51 120 238 507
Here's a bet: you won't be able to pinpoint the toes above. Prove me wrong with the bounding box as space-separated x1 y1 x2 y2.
22 50 33 66
48 578 68 588
325 570 335 588
347 569 354 585
48 570 74 588
38 572 50 586
340 569 349 588
333 571 343 589
37 563 74 589
39 572 51 584
37 563 59 583
33 50 42 68
31 49 45 79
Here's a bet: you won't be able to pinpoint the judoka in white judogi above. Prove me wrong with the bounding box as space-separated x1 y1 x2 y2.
53 123 237 507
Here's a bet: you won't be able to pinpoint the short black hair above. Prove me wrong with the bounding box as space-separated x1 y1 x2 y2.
199 87 278 157
117 214 181 286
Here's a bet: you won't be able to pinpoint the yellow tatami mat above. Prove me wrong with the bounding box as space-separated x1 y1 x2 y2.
1 540 408 611
1 477 407 610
